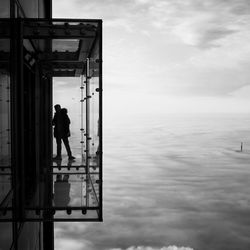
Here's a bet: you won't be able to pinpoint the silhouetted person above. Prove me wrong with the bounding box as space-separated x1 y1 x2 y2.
52 104 75 160
53 174 70 207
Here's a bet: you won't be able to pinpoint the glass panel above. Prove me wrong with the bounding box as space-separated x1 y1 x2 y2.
18 222 41 249
53 39 79 52
0 222 12 249
87 32 101 210
19 0 38 18
53 77 82 161
89 58 100 168
0 38 12 216
21 19 102 221
0 0 9 18
22 37 48 220
52 172 99 207
0 19 102 222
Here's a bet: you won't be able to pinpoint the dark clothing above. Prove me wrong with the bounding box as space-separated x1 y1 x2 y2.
56 137 72 158
52 110 72 157
52 111 70 138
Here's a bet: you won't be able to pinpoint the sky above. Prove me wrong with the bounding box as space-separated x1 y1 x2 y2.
53 0 250 115
52 1 250 250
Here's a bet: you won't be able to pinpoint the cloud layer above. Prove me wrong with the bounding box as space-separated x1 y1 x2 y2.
109 246 194 250
53 0 250 113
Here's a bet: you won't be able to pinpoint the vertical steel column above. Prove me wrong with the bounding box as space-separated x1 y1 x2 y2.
14 18 25 218
7 76 11 167
98 20 103 221
80 74 85 164
43 23 54 250
10 18 24 249
86 58 90 207
9 17 17 250
0 74 2 162
10 0 15 18
43 74 54 250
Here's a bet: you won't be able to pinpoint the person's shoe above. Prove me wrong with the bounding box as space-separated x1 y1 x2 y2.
53 156 62 160
68 156 76 161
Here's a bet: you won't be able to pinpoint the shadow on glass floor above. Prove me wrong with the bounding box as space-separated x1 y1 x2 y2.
0 157 101 222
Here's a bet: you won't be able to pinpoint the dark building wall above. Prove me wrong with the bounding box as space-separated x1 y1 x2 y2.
0 0 51 18
17 0 51 18
0 0 52 249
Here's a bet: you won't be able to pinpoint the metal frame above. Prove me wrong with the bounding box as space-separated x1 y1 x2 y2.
0 18 103 223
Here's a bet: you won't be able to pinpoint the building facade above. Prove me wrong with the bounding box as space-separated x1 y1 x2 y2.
0 1 102 249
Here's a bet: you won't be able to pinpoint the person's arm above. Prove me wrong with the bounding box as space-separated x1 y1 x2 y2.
52 113 57 126
52 114 55 126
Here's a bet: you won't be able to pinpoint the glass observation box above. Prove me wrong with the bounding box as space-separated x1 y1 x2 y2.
0 18 102 222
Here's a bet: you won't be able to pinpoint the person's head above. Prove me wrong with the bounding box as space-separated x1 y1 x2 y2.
61 108 68 114
54 104 61 112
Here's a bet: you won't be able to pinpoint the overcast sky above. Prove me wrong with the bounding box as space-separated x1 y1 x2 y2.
53 0 250 115
52 2 250 250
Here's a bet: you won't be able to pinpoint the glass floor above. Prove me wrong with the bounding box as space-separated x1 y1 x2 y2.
0 156 101 222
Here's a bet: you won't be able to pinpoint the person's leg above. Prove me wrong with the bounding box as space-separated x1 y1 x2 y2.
56 137 62 158
62 137 74 158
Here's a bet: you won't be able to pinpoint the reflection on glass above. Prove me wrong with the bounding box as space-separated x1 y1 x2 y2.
54 173 71 207
0 222 12 249
52 31 101 219
17 222 41 249
52 171 99 220
11 20 102 221
0 38 11 210
0 0 10 18
53 39 79 52
18 0 38 17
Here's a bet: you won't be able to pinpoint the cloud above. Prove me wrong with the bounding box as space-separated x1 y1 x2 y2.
109 246 194 250
172 19 237 49
53 0 250 61
54 223 94 250
199 28 236 48
54 0 250 49
53 0 250 102
147 0 250 49
105 18 134 33
55 238 93 250
230 85 250 98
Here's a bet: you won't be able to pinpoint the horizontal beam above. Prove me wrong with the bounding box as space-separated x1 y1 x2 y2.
23 18 102 23
42 61 84 69
23 23 97 39
38 51 79 61
0 218 102 222
0 19 101 39
52 71 76 77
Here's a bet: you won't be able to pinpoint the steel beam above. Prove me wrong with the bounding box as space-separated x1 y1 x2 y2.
51 71 76 77
38 51 79 61
23 23 97 39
